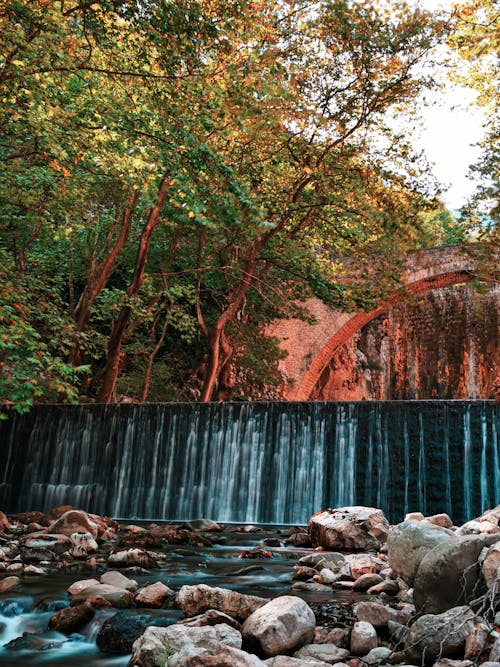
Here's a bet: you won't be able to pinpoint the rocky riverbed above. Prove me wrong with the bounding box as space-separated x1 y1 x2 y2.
0 505 499 666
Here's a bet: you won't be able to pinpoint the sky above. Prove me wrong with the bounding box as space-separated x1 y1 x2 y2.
409 0 486 210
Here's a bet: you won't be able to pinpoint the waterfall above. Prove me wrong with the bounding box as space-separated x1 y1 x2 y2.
0 401 498 525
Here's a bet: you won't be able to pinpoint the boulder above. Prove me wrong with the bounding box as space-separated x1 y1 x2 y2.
177 585 265 621
108 548 158 569
346 553 384 579
456 506 500 536
22 533 73 555
188 519 222 532
47 510 99 539
0 511 11 532
308 507 389 551
242 595 315 657
387 520 457 586
464 624 489 660
0 575 20 592
101 570 138 592
67 578 101 595
457 520 499 536
413 533 499 613
404 605 475 662
97 611 152 654
490 638 500 662
24 564 47 575
70 531 99 556
424 514 454 529
354 601 412 629
364 646 393 664
49 601 95 634
293 566 317 581
315 568 337 585
128 623 242 667
177 610 241 631
176 646 266 666
352 573 383 591
70 583 135 608
265 658 332 666
135 582 175 608
481 540 500 587
294 643 350 662
367 579 400 595
350 621 377 655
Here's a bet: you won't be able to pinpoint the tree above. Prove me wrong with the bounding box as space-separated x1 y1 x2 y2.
449 0 499 234
0 0 454 407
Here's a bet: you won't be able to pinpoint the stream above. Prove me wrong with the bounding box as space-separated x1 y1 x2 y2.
0 524 357 666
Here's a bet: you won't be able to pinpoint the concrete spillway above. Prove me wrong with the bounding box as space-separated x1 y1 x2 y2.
0 401 498 525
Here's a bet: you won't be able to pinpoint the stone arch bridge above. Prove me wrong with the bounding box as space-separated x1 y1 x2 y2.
270 244 498 400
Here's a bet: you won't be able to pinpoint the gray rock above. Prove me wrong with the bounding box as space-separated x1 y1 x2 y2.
413 534 499 613
108 548 158 569
291 582 333 592
404 605 475 662
364 646 393 664
67 578 101 595
242 595 315 657
265 657 332 666
97 611 153 654
308 507 389 551
350 621 377 655
367 579 400 595
70 583 135 608
294 643 350 663
354 601 412 629
481 540 500 587
490 639 500 662
387 620 408 645
298 552 346 570
128 623 242 667
424 514 454 529
135 582 174 608
432 661 473 667
0 575 20 592
49 601 95 634
177 609 241 631
387 521 456 586
353 574 384 591
22 533 73 555
101 570 138 591
177 585 265 622
176 646 266 665
464 624 489 660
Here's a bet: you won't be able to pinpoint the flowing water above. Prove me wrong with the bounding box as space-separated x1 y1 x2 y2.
1 401 498 525
0 526 346 667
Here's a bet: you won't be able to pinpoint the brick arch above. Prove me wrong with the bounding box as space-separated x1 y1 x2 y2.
292 269 474 401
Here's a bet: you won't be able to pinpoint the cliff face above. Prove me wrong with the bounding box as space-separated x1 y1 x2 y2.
311 284 499 400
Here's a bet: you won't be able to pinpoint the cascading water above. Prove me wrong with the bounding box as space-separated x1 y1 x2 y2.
0 401 498 525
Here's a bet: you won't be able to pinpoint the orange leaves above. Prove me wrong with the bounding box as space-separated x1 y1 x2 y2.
48 160 71 178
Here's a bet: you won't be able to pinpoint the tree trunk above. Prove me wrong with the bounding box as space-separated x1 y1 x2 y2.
69 191 138 367
98 176 170 403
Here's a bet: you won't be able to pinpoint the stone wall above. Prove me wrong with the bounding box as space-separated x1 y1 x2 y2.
310 284 499 400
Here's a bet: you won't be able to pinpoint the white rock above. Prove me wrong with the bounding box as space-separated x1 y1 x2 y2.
101 570 138 591
128 623 241 666
350 621 377 655
242 595 315 657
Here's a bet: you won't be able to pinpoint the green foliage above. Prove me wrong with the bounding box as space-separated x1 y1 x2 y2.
0 0 462 405
0 253 89 413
